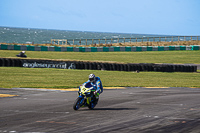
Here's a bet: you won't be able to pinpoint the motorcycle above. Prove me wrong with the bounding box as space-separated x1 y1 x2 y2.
73 83 99 110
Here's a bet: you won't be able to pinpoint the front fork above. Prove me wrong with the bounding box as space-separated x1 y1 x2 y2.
77 95 85 107
79 95 92 107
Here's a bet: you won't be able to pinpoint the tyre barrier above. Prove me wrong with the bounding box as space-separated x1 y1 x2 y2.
0 58 197 72
4 58 11 67
0 58 5 66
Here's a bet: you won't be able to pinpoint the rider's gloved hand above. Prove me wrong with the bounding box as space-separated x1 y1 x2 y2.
94 91 97 95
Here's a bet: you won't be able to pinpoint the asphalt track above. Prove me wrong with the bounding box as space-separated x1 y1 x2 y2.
0 87 200 133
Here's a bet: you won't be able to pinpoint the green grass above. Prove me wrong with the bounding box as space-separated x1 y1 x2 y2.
1 50 200 64
0 67 200 88
1 50 200 88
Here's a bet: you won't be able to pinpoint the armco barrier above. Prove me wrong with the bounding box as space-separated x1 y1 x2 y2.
0 58 197 72
1 44 200 52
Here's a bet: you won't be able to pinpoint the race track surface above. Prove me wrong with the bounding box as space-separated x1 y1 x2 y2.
0 87 200 133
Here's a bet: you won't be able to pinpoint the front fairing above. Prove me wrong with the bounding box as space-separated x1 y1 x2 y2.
79 85 95 96
78 84 95 107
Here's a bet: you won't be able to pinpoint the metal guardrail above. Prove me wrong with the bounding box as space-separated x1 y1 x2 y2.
51 36 199 45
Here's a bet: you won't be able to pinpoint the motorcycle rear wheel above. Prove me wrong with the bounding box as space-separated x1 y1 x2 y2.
88 97 98 110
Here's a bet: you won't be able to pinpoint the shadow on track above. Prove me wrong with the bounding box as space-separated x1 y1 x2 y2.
93 108 137 111
77 108 137 111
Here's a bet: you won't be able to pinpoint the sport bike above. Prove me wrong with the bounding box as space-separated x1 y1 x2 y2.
73 83 99 110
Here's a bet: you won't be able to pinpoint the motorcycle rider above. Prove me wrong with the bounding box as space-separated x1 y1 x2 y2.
80 74 103 100
16 51 27 58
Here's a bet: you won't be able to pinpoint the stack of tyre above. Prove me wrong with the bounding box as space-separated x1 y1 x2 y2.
0 58 197 72
74 61 197 72
152 64 197 72
0 58 23 67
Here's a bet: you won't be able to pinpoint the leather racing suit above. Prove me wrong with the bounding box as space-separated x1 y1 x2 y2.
83 77 103 94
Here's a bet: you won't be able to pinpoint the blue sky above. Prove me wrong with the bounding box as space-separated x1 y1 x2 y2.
0 0 199 35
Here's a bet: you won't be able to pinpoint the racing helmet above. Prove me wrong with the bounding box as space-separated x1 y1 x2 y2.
22 51 25 54
89 74 96 83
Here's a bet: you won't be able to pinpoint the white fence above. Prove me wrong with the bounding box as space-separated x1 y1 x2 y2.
51 36 199 45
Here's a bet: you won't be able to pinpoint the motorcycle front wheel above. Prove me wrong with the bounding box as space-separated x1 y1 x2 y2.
73 97 83 110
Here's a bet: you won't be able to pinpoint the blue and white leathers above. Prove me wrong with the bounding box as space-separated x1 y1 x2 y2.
84 77 103 94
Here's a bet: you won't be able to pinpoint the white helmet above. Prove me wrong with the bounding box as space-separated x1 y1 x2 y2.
89 74 96 83
22 51 25 54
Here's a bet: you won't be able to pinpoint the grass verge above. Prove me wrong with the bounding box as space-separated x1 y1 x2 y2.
0 67 200 88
